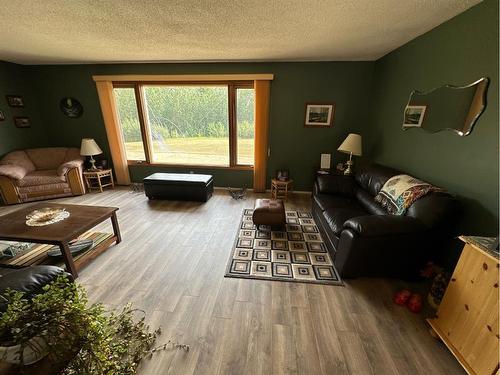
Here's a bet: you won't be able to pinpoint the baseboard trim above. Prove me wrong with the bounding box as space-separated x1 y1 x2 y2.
128 185 312 196
214 186 311 195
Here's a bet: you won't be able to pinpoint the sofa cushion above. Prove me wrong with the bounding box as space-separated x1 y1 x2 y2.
343 215 427 236
25 147 69 170
355 163 400 196
355 189 386 215
323 206 367 235
0 150 36 173
314 193 355 211
316 175 356 197
63 148 83 162
17 182 72 201
15 170 66 187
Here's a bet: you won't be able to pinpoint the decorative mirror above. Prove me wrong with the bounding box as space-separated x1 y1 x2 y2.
60 97 83 118
402 77 489 136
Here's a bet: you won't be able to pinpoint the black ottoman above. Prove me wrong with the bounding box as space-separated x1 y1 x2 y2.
143 173 214 202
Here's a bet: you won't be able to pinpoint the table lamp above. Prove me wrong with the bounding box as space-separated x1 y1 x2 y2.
80 138 103 170
337 133 362 175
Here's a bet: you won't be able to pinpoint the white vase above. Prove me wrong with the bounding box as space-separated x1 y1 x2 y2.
0 336 48 365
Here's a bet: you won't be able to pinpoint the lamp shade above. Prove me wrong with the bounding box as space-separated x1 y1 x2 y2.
337 133 362 156
80 138 103 156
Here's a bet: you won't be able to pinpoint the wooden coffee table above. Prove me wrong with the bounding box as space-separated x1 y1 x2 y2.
0 203 121 278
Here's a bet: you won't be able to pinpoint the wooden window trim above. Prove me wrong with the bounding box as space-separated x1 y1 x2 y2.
127 161 253 171
134 85 153 163
96 74 273 82
113 81 255 169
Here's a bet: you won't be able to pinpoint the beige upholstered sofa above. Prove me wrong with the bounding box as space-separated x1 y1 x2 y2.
0 147 85 204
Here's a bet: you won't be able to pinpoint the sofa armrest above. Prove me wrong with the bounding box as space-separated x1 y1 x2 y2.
343 215 427 237
57 159 83 176
0 265 72 313
316 175 356 197
0 164 27 180
335 228 429 278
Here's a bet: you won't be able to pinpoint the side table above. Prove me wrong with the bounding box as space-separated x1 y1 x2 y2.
271 179 293 200
83 169 114 193
427 236 499 375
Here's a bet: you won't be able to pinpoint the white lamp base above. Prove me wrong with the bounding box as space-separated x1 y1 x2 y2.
343 160 354 175
88 155 99 171
343 153 354 175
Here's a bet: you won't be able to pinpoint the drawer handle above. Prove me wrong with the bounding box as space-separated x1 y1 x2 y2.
465 304 469 311
483 262 488 270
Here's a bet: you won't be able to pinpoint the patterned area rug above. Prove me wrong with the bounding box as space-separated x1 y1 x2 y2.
225 209 342 285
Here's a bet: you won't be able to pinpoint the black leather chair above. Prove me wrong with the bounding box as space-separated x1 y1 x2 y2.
312 164 460 278
0 265 72 313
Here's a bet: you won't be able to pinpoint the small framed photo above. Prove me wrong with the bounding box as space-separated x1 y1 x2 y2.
305 103 334 127
6 95 25 108
0 110 5 121
276 169 289 181
13 116 30 128
403 105 427 127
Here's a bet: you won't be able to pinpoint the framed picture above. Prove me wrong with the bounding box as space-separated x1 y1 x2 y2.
6 95 24 108
305 103 335 127
276 169 289 181
0 110 5 121
403 105 427 127
13 116 30 128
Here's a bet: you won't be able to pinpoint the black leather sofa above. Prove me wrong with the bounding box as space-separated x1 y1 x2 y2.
0 265 72 313
312 164 459 278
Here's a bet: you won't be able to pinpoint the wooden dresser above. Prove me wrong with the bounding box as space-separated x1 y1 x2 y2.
427 237 499 375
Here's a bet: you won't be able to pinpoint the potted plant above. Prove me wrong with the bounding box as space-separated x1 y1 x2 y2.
0 275 188 373
0 335 47 365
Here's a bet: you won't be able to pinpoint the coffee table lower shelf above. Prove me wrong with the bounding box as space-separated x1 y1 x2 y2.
0 232 116 272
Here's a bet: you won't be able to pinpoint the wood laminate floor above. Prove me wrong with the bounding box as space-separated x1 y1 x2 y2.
0 188 465 375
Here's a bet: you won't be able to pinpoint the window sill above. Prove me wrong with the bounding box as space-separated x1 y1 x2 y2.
127 161 253 171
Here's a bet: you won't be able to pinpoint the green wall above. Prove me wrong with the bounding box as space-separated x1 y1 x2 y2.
0 61 48 155
29 62 374 190
0 0 497 242
367 0 499 235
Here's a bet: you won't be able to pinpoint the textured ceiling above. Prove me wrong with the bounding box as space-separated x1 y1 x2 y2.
0 0 481 65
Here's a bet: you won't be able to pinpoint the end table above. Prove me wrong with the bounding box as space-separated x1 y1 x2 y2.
83 169 114 193
271 178 293 200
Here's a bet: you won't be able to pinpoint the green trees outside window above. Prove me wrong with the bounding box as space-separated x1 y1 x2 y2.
114 83 255 167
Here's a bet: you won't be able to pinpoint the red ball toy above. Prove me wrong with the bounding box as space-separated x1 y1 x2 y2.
394 289 412 306
407 293 423 313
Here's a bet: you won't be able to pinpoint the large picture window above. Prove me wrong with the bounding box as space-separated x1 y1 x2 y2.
113 82 255 168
